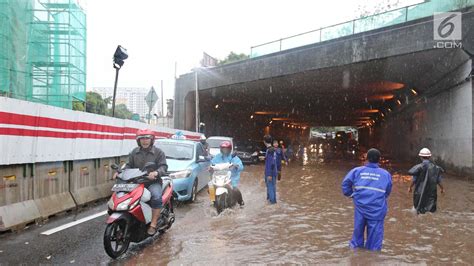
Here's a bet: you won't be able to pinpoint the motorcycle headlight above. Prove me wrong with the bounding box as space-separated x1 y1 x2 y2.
117 198 132 211
170 169 192 179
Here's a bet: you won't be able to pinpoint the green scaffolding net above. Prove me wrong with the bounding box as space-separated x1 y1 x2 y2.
0 0 86 109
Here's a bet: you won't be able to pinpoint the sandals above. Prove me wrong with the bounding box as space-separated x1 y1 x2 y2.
147 225 157 235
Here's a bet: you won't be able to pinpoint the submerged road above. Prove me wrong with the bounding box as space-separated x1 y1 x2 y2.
1 154 473 264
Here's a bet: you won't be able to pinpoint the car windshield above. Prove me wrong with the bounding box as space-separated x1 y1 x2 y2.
155 142 194 160
207 139 229 148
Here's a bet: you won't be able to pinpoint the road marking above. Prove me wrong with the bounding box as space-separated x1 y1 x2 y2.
41 210 107 236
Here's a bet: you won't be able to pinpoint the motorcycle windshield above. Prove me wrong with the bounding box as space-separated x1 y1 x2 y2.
119 168 146 181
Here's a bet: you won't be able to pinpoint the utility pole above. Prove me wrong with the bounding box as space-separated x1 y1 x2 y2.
195 70 199 132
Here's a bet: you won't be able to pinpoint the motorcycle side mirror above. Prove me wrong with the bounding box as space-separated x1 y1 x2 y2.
142 162 157 173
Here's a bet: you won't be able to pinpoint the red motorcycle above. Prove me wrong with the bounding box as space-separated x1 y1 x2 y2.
104 163 175 258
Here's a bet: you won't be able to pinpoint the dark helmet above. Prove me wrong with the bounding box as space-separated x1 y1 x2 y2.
136 129 155 147
263 134 273 145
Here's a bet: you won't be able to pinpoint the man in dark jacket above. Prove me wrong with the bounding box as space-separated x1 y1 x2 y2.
118 129 168 235
408 148 445 214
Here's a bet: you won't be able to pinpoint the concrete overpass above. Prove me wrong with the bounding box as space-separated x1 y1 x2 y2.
175 8 474 174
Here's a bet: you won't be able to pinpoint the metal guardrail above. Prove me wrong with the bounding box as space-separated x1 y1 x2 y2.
250 0 474 58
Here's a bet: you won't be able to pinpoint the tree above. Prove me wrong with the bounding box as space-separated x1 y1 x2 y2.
72 101 85 111
103 96 112 107
217 52 249 66
356 0 401 18
85 91 107 115
106 104 133 119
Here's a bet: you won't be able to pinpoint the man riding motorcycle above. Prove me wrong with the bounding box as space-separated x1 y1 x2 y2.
210 141 244 206
200 134 209 156
114 129 168 235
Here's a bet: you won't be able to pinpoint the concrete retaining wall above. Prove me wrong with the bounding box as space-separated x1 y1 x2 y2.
0 156 125 231
379 60 473 175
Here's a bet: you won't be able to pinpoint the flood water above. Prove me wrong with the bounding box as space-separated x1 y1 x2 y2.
121 153 474 265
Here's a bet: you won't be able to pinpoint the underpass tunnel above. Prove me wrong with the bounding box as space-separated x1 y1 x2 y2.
179 44 472 174
196 48 472 154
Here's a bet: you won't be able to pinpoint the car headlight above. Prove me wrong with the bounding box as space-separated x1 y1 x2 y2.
251 151 258 156
117 198 132 211
170 169 192 179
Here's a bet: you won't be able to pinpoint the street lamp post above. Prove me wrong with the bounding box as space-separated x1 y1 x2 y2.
112 45 128 117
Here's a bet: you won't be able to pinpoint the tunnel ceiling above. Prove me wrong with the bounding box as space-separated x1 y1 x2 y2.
199 47 469 127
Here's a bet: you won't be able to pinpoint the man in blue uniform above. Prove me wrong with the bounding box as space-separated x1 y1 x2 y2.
341 148 392 251
264 138 287 203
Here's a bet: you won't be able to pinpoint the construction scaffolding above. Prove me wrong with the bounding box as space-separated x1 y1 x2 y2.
0 0 86 109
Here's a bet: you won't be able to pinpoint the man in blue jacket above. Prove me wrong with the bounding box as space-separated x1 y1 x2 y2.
341 148 392 251
211 141 245 205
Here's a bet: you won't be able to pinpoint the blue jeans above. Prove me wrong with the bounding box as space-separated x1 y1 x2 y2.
146 182 163 209
350 208 384 251
265 175 277 204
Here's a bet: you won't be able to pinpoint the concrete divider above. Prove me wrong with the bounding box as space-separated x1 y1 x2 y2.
95 157 119 199
33 162 76 218
0 164 40 231
69 160 102 205
1 156 129 231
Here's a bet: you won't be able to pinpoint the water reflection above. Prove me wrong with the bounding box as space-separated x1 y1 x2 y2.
123 156 474 264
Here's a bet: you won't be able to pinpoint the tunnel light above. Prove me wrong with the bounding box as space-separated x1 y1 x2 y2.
215 104 219 109
396 100 401 105
269 120 273 124
411 89 418 95
387 108 392 112
357 109 379 113
250 115 254 119
381 112 385 117
254 111 281 115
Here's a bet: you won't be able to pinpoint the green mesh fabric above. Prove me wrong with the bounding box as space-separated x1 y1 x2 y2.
0 0 86 109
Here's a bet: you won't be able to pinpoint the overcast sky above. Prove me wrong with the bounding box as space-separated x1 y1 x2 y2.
84 0 421 101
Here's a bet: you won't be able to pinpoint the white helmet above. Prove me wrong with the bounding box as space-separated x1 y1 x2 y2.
418 148 432 157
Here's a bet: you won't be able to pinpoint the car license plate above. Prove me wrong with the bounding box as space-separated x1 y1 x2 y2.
111 184 138 192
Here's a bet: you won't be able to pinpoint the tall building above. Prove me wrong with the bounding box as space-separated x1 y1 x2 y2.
0 0 86 109
92 87 163 119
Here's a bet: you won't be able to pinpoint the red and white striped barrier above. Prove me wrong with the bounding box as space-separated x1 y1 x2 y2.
0 97 200 165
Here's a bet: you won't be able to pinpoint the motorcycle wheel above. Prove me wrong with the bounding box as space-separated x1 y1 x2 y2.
158 202 174 234
103 219 130 259
215 194 226 214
